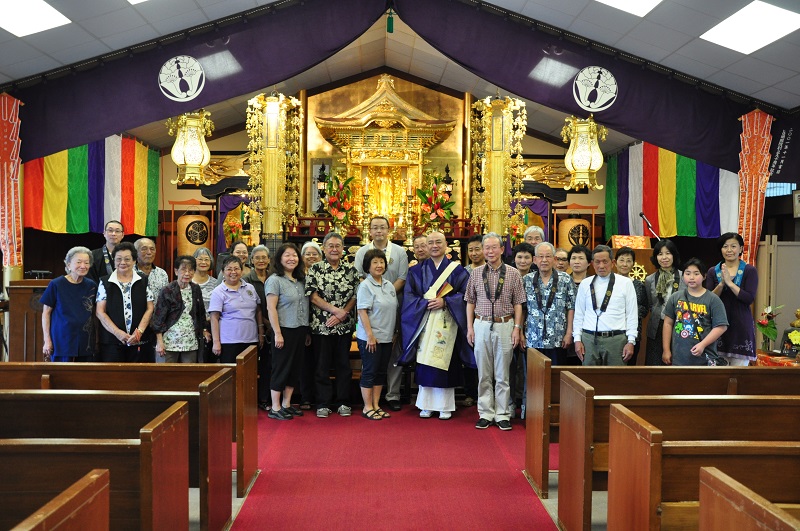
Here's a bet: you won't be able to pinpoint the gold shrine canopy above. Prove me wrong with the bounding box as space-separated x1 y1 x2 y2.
315 75 456 159
314 74 457 224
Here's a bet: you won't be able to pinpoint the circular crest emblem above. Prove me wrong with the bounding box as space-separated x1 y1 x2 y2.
568 224 590 247
573 66 618 112
158 55 205 102
185 220 209 245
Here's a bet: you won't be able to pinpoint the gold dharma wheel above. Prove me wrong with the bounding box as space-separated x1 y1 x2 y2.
629 262 647 282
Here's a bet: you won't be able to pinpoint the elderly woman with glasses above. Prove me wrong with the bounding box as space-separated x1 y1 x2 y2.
209 255 263 364
95 241 154 362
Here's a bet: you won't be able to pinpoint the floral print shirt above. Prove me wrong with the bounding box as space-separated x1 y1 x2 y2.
305 260 359 335
524 270 576 349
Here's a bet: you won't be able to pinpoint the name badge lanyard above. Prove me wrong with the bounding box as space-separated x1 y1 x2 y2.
589 274 616 346
482 264 506 331
533 272 558 337
103 246 114 276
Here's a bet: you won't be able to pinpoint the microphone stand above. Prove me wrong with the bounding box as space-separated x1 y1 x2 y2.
639 213 661 241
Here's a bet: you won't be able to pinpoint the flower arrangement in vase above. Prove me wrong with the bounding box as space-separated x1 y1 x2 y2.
326 171 354 226
756 305 783 352
224 217 243 245
416 173 455 224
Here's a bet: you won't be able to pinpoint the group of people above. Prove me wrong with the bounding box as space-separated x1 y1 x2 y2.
39 217 758 431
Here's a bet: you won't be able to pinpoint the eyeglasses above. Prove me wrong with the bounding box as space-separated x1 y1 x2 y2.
114 257 133 263
555 257 568 262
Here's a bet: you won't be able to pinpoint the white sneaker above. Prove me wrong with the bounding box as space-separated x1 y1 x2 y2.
316 407 332 418
337 405 352 417
439 411 452 420
419 410 433 418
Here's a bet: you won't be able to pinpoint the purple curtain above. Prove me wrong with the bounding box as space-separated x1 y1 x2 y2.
393 0 799 181
218 195 251 253
15 0 387 161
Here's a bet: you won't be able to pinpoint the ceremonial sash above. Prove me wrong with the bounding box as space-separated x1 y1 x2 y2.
416 261 460 371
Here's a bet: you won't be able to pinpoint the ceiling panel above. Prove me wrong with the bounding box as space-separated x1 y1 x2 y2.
49 40 112 64
726 57 796 86
101 25 160 50
79 7 148 39
150 9 210 35
752 86 800 109
136 0 200 24
21 24 96 54
707 69 768 95
522 0 590 17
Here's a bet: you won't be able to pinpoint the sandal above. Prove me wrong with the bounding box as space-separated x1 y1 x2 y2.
361 409 382 420
375 408 391 418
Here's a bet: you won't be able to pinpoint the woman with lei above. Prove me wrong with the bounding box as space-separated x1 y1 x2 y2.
704 232 758 365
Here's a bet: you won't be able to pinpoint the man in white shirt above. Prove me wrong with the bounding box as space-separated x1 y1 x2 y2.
572 245 638 366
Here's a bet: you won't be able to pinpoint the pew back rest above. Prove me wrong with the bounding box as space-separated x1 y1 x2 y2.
699 467 800 531
11 469 110 531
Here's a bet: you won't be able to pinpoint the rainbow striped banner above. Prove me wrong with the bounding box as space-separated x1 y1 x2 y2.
605 142 740 241
22 135 159 236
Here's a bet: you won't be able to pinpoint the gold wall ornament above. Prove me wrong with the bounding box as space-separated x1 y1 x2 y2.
246 92 304 235
166 110 214 186
470 93 527 235
561 114 607 191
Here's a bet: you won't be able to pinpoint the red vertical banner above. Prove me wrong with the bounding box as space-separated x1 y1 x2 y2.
738 110 774 265
0 93 23 267
120 136 136 233
641 142 660 236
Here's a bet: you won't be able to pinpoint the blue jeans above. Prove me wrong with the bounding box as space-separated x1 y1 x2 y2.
357 339 391 388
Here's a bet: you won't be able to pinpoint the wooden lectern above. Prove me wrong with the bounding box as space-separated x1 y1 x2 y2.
7 279 50 362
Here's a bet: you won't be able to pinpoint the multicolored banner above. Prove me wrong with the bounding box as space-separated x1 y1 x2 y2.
21 135 159 236
1 93 23 267
738 109 774 264
605 142 740 240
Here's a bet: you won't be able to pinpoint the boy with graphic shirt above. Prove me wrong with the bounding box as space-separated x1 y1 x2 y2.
661 258 728 366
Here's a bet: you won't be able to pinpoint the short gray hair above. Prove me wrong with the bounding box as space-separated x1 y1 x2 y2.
250 244 270 260
524 225 545 240
535 242 556 256
133 237 155 251
592 244 614 260
322 232 342 246
302 241 323 256
482 232 503 247
193 247 214 268
64 246 92 273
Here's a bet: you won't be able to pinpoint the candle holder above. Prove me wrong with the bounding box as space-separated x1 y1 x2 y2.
404 194 414 247
361 192 371 244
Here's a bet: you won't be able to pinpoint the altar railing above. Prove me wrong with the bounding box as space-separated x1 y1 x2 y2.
287 217 478 240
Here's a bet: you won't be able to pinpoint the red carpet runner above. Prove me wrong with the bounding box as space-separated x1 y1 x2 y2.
232 407 556 530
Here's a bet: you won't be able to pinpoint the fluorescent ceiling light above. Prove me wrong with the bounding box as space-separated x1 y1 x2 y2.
594 0 663 17
0 0 71 37
127 0 149 4
199 50 243 81
528 58 579 88
701 1 800 55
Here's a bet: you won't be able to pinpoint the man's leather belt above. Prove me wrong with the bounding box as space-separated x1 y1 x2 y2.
582 329 625 338
476 315 513 323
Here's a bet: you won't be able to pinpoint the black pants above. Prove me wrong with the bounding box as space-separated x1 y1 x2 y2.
257 341 272 403
221 342 255 364
313 333 352 409
99 342 152 363
299 337 316 405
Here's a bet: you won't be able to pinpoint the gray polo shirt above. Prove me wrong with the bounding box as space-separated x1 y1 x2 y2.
264 275 309 328
356 275 398 343
353 241 408 283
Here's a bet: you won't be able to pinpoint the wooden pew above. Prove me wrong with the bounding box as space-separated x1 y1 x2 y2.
1 402 189 531
558 372 800 531
0 346 258 497
524 347 800 498
699 467 800 531
608 403 800 530
0 380 232 531
11 469 110 531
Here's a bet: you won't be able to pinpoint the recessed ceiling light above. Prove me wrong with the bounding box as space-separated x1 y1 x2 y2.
701 1 800 55
594 0 663 17
528 58 579 88
0 0 71 37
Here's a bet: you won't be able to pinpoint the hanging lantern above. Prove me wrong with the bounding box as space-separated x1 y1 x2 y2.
166 110 214 186
561 114 606 191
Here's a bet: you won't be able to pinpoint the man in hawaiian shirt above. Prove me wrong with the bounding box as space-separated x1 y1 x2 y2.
523 242 575 366
306 232 360 418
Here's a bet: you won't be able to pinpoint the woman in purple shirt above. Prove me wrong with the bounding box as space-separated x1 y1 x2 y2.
209 255 264 364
